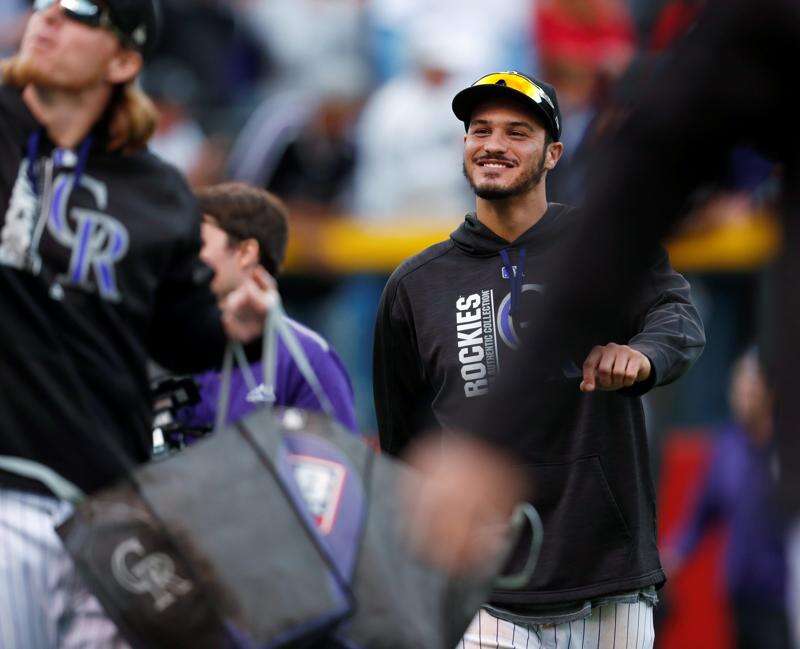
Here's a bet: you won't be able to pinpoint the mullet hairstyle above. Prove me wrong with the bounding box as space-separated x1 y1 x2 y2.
195 183 289 278
1 55 159 153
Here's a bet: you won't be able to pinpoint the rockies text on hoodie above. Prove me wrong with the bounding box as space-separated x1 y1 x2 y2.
373 204 705 605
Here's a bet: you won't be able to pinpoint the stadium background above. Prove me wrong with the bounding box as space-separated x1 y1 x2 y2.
1 0 781 646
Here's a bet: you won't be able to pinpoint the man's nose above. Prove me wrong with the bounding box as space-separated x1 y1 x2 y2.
482 132 508 154
41 2 65 24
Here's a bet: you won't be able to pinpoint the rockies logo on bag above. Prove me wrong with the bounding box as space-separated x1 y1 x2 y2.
111 537 194 612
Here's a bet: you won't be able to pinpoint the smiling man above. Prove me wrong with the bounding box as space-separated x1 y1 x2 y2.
373 71 705 648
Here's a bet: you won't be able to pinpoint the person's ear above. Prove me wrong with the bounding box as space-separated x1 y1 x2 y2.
544 141 564 170
107 48 143 85
237 238 261 269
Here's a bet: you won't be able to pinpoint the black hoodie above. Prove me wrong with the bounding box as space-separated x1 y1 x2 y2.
373 204 705 604
0 86 226 495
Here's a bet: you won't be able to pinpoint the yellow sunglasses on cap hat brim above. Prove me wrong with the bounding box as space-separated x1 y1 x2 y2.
471 72 555 111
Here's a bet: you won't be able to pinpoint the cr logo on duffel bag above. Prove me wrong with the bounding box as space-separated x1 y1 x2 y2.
111 537 193 611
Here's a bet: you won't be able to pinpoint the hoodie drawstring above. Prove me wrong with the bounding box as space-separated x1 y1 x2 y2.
23 131 94 279
500 247 526 324
26 130 41 192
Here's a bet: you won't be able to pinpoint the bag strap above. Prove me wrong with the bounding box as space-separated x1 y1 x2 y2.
0 455 85 504
493 503 545 590
214 293 337 432
269 300 337 419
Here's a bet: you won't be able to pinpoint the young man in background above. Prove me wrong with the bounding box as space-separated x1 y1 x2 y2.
182 182 358 433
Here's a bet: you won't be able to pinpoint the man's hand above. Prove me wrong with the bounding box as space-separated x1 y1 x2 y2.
220 266 277 343
580 343 651 392
401 433 527 575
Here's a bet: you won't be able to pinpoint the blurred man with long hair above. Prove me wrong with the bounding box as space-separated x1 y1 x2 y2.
0 3 270 646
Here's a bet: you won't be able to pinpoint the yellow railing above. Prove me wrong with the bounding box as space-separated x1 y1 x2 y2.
666 212 781 272
284 212 781 274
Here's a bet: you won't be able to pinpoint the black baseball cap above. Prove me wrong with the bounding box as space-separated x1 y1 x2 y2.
452 71 562 142
105 0 161 57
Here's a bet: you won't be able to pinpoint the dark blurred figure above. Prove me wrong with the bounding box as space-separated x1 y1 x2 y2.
535 0 636 206
472 0 800 516
664 349 790 649
546 56 647 206
225 74 366 286
627 0 663 43
648 0 705 51
143 60 228 187
227 67 366 216
527 0 800 520
263 94 362 216
627 0 698 46
153 0 269 123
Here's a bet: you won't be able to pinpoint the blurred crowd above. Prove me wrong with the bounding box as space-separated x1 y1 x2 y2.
0 2 783 645
3 0 740 219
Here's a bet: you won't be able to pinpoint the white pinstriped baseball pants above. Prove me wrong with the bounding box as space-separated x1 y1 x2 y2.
0 489 130 649
460 600 655 649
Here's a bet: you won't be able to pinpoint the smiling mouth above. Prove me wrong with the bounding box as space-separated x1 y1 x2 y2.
476 159 515 169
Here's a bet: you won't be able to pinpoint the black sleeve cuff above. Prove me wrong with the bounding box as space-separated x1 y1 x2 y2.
618 349 658 397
